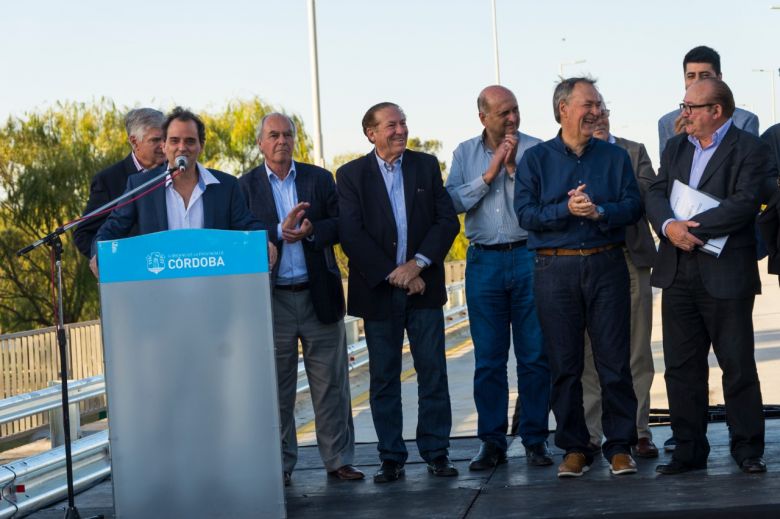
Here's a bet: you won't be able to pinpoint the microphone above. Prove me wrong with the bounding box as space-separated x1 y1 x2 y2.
175 155 188 171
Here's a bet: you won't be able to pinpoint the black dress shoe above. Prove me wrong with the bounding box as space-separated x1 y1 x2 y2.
525 442 554 466
739 457 767 474
469 442 507 471
374 460 405 483
427 455 458 477
655 459 706 475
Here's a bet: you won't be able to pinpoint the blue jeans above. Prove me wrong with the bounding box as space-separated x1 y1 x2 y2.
533 247 637 461
363 288 452 463
466 244 550 450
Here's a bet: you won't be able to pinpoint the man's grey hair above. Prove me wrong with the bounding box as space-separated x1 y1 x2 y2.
125 108 164 140
552 77 597 123
256 112 297 141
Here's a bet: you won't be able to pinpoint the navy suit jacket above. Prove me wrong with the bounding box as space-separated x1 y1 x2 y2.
645 125 773 298
238 161 345 324
757 124 780 282
336 149 459 320
74 153 141 258
94 166 266 253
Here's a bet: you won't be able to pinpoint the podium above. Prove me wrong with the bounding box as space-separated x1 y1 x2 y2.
97 229 285 519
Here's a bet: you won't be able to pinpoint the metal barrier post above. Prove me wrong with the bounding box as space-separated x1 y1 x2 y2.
48 380 81 449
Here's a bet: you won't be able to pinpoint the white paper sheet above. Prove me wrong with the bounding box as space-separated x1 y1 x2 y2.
670 179 727 257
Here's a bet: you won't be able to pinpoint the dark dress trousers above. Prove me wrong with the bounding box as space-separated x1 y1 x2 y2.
645 125 773 467
74 154 140 257
337 149 459 463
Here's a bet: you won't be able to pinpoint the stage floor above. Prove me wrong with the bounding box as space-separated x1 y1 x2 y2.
35 419 780 518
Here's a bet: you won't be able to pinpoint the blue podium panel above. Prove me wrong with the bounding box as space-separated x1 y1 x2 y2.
98 230 285 519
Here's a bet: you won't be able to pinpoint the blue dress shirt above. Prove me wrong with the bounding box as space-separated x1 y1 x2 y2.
514 134 641 250
266 163 308 284
446 131 542 245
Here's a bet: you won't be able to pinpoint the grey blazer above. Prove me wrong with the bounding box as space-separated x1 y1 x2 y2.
614 136 657 268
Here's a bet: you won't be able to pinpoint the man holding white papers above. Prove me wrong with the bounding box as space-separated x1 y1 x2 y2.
646 78 773 475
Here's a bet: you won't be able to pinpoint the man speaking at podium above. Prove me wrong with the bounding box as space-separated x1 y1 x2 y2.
93 107 276 267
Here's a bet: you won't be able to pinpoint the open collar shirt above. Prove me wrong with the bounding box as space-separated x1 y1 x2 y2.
445 131 542 245
165 163 219 231
266 162 308 284
514 133 641 250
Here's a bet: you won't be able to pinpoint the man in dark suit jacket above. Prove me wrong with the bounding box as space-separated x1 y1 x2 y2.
337 102 460 483
758 124 780 281
238 113 361 485
646 78 772 475
582 101 659 458
74 108 165 257
95 107 276 266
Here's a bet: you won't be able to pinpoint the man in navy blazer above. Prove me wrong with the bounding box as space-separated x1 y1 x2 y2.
337 102 460 483
646 79 772 475
238 113 361 484
74 108 165 257
94 107 275 266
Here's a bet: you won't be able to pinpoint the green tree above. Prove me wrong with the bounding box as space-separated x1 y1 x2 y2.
0 99 126 331
0 96 314 332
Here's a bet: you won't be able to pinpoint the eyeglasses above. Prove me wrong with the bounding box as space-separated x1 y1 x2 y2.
679 102 715 114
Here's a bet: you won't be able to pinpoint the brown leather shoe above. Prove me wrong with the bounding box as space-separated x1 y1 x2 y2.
558 452 589 478
328 464 365 480
610 453 638 475
633 437 659 459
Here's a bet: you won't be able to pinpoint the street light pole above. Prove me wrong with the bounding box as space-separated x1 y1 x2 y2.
753 68 777 125
307 0 325 167
491 0 500 84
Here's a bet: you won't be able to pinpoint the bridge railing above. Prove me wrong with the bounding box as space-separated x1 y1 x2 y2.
0 276 468 517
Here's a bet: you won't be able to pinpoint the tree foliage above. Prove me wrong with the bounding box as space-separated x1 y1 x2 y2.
0 97 312 333
0 99 126 331
0 97 463 332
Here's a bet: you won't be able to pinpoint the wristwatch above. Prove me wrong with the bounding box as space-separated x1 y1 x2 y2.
414 258 427 269
595 206 606 220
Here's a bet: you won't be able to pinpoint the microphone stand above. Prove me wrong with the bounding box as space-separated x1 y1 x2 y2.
15 166 173 519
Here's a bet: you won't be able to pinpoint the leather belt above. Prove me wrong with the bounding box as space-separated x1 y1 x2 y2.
472 239 527 251
275 282 310 292
535 243 619 256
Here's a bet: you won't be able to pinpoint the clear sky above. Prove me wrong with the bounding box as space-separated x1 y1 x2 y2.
1 0 777 169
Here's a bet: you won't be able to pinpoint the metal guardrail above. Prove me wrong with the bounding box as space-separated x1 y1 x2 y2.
296 281 467 392
0 377 105 427
0 280 468 517
0 432 110 518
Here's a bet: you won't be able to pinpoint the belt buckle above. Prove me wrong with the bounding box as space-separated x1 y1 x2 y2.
578 248 586 256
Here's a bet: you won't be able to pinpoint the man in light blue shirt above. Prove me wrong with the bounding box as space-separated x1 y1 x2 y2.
446 85 552 470
646 78 770 475
239 113 361 485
